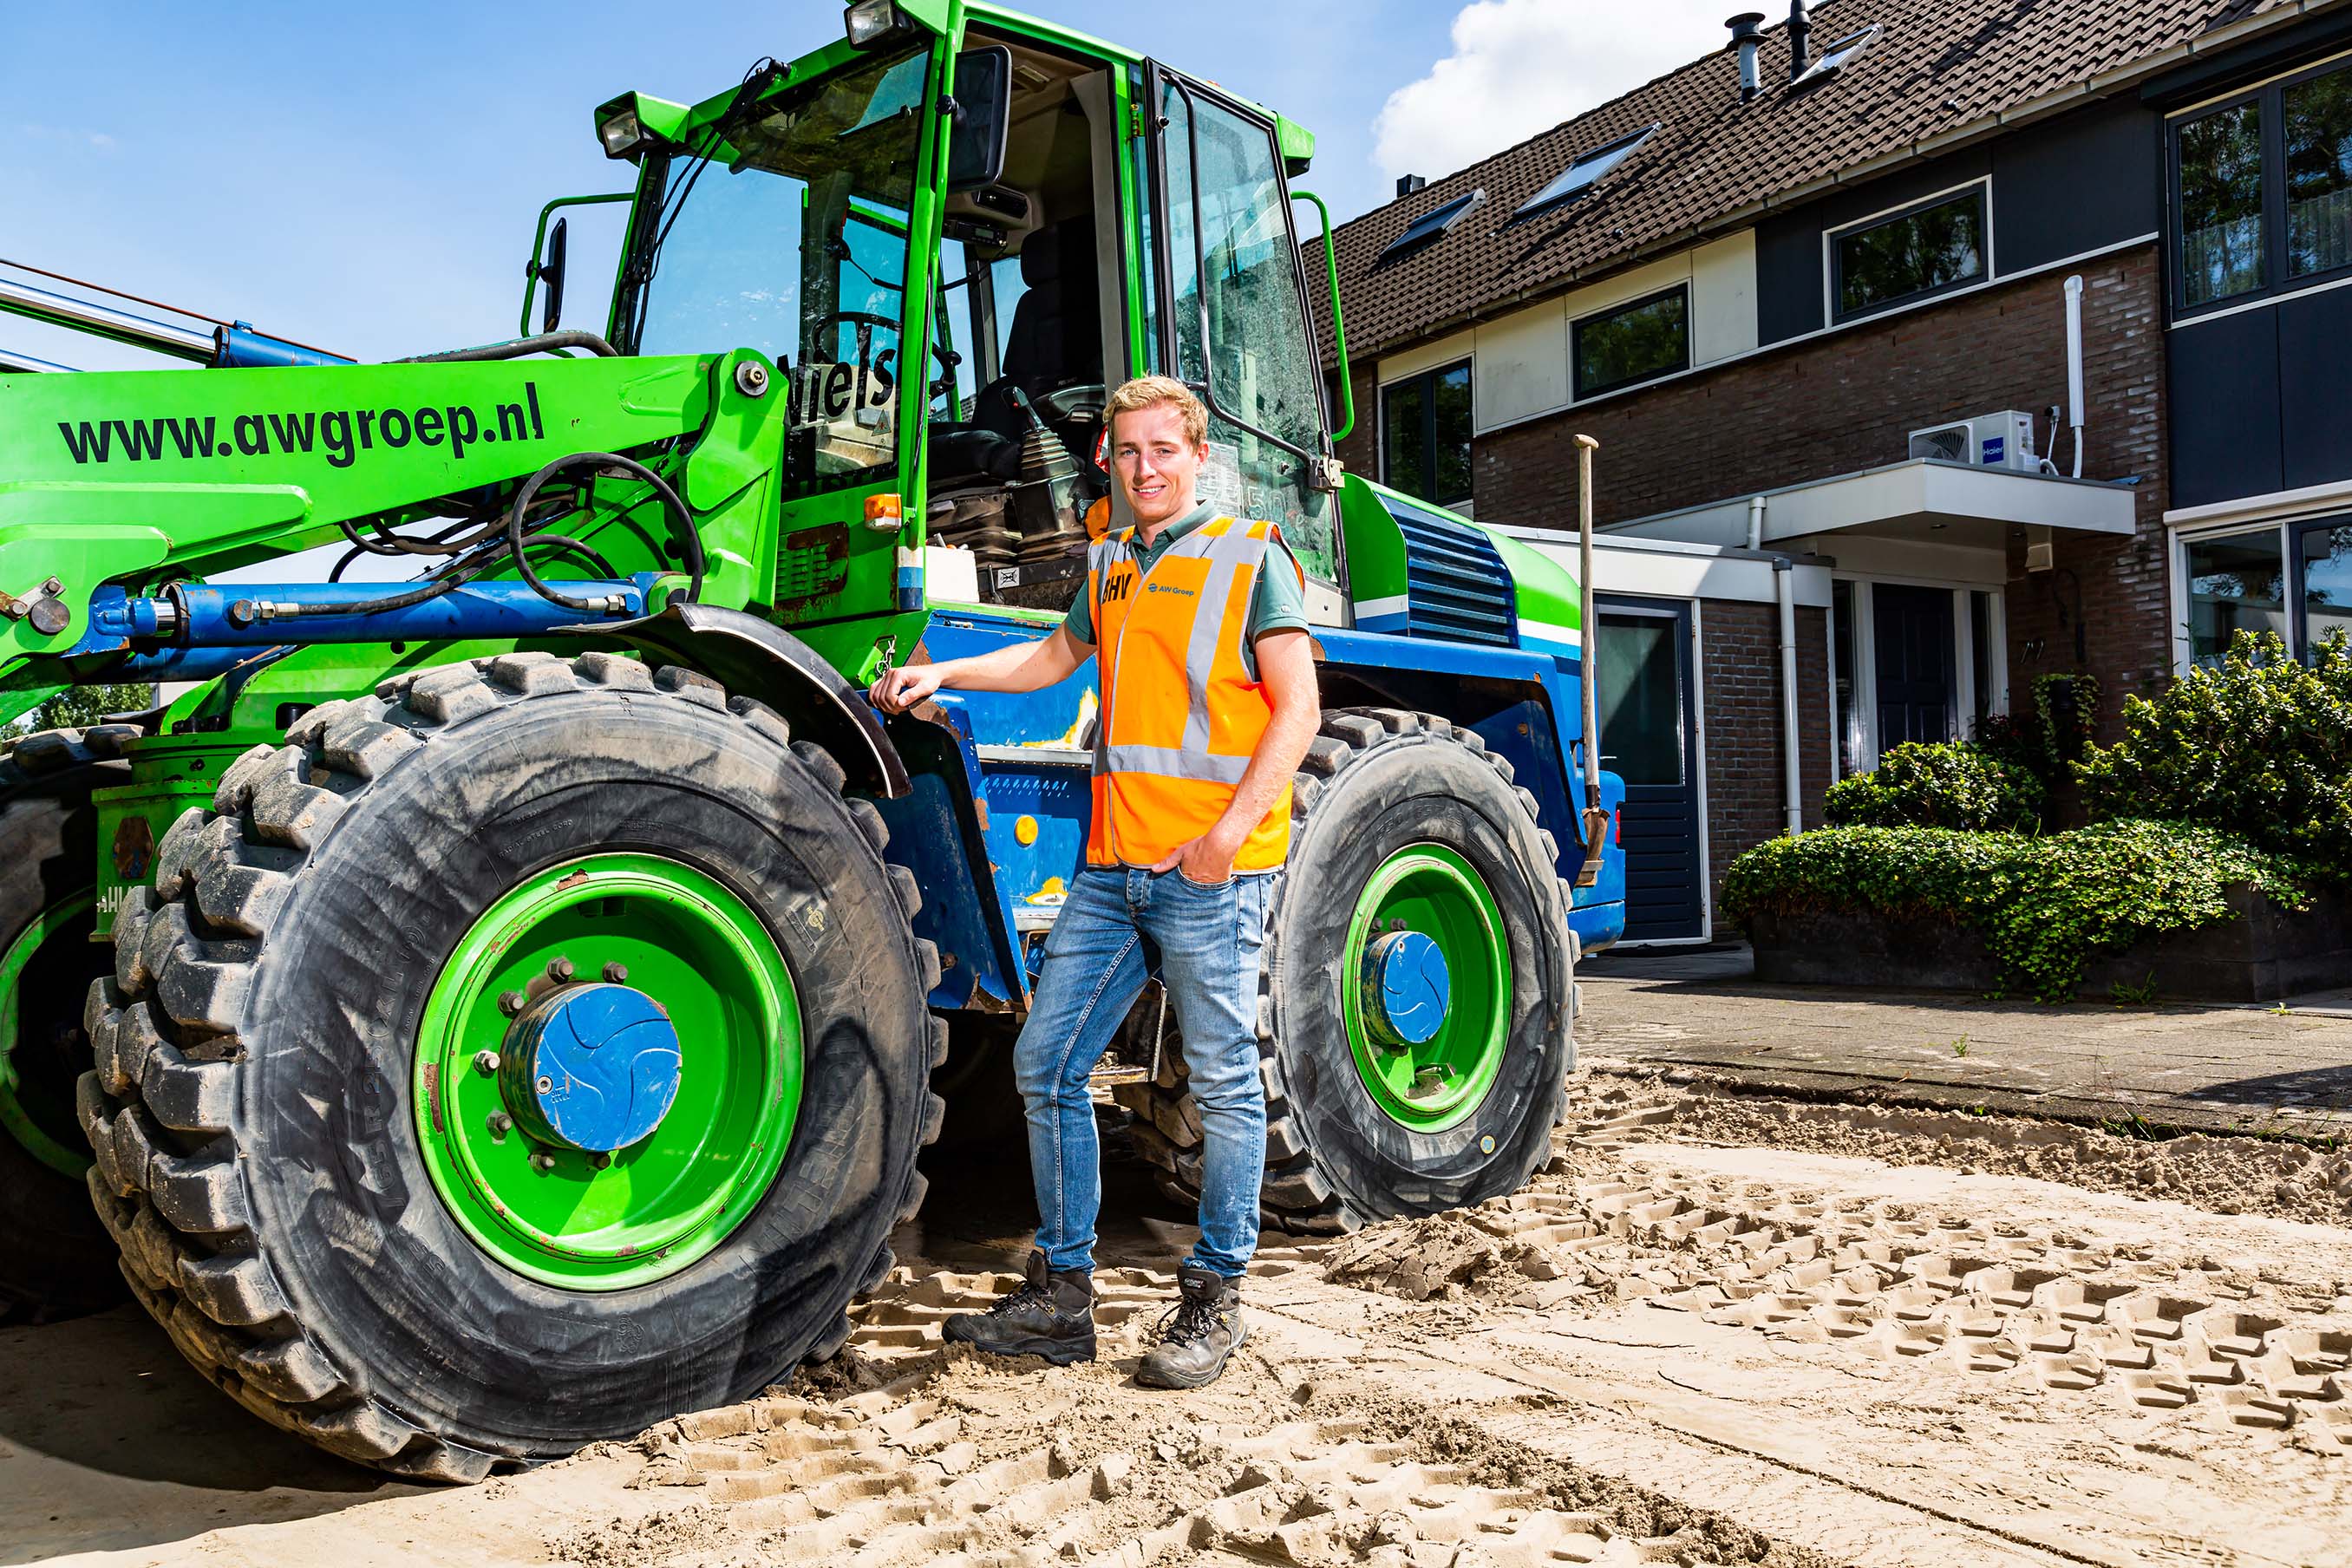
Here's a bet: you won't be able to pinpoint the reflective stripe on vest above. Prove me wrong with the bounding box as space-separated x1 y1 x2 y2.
1085 515 1301 870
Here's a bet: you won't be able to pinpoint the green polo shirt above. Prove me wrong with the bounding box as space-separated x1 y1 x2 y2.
1062 500 1309 680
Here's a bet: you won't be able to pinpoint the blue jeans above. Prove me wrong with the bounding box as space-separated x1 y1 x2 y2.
1012 865 1273 1278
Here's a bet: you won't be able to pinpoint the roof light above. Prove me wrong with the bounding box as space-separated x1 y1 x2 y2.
1379 187 1488 260
598 109 644 160
844 0 913 48
1793 24 1882 85
1513 123 1661 220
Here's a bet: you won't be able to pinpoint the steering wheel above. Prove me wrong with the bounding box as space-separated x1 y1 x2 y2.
1036 383 1107 425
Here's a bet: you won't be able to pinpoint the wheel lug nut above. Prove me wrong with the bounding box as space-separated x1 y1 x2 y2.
473 1050 500 1076
530 1151 556 1173
588 1152 611 1170
487 1111 513 1138
499 990 527 1016
603 961 629 984
547 957 576 983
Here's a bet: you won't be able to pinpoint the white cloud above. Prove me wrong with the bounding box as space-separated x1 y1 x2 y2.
1372 0 1735 185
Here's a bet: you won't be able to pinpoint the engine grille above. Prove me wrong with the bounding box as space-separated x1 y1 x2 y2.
1383 496 1517 648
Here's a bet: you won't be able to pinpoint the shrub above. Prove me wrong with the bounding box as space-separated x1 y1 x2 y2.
2076 630 2352 879
1722 820 2314 1002
1822 741 2045 832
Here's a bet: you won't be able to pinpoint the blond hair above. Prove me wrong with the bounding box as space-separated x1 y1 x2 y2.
1105 375 1209 449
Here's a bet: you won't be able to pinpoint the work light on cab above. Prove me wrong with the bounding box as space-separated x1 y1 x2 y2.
844 0 915 48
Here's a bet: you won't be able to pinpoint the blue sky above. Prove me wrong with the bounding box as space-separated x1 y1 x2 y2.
2 2 1729 371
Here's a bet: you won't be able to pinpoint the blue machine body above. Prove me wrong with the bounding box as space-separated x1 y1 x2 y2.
212 323 355 369
872 600 1628 1016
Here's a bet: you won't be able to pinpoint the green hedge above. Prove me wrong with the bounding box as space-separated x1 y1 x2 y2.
1822 741 2045 832
2078 630 2352 879
1722 820 2314 1002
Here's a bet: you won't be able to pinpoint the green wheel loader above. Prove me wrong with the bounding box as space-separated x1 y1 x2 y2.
0 0 1627 1478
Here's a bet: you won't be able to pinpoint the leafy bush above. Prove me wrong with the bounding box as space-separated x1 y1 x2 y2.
1723 820 2314 1002
1822 741 2045 832
2076 630 2352 879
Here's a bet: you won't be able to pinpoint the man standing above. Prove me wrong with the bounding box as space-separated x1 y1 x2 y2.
869 376 1319 1389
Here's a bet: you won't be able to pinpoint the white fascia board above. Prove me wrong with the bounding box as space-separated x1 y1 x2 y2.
1497 527 1833 607
1606 459 2136 546
2165 477 2352 531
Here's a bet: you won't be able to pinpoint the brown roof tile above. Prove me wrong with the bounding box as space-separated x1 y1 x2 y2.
1316 0 2324 360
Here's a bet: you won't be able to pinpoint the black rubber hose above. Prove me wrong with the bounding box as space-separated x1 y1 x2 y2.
505 453 702 612
399 330 618 363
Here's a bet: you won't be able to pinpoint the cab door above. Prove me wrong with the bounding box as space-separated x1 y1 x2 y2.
1141 63 1344 599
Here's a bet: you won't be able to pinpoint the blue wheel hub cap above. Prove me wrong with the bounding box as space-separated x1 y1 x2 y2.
1361 930 1451 1049
499 983 683 1153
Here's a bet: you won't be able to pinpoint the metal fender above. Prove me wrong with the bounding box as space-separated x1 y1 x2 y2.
567 601 910 798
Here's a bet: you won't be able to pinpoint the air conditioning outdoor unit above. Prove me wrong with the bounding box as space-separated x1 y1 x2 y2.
1908 410 2040 472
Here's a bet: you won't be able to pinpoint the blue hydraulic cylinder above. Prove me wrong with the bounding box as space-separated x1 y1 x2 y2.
160 576 656 646
212 323 353 369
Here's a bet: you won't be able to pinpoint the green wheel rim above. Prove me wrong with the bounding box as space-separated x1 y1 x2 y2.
0 892 97 1179
1342 846 1511 1133
414 853 800 1290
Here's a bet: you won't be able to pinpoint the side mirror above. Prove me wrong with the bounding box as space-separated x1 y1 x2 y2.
537 217 569 334
945 47 1011 194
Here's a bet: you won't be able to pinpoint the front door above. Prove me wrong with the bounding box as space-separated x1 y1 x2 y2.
1596 596 1703 943
1872 584 1955 748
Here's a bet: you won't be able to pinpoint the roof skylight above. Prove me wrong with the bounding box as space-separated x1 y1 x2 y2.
1513 123 1661 219
1380 187 1487 259
1793 24 1882 86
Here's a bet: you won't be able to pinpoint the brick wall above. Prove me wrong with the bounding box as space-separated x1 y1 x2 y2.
1697 599 1833 925
1473 244 2172 735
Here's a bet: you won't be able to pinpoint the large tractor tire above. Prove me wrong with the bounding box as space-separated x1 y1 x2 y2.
0 724 139 1322
79 652 943 1480
1116 708 1576 1233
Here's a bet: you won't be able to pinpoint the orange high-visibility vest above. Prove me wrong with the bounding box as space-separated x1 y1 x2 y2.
1085 515 1303 872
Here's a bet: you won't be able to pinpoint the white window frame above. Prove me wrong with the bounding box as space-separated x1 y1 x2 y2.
1822 176 1996 325
2171 517 2302 671
1833 570 2006 768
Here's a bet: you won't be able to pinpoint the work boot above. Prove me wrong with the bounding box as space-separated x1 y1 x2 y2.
1135 1263 1246 1389
943 1249 1097 1364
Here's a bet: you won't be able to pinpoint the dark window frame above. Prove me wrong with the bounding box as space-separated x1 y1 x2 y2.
1512 122 1661 222
1826 181 1991 323
1571 284 1691 401
2168 56 2352 321
1379 188 1488 261
1378 358 1473 511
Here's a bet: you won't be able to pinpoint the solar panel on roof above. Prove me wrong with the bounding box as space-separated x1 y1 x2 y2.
1379 187 1488 259
1513 123 1661 219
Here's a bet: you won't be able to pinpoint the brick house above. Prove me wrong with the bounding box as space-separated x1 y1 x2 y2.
1314 0 2352 941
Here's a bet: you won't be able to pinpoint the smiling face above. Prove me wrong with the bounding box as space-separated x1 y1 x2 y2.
1109 401 1207 533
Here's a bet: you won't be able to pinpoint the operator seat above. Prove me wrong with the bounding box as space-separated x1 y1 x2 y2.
927 215 1104 484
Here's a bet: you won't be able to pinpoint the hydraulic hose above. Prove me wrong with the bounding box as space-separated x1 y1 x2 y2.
400 330 618 363
505 452 702 611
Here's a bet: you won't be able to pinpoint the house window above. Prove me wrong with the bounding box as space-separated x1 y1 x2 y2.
2301 519 2352 650
2287 64 2352 279
2184 529 2290 664
1514 124 1660 220
1830 186 1988 321
1380 361 1473 510
2178 101 2268 306
1572 286 1689 400
1793 23 1883 87
2172 59 2352 314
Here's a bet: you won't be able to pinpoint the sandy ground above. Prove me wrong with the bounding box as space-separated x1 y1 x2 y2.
8 1080 2352 1568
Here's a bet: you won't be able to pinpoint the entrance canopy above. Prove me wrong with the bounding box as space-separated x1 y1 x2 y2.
1604 458 2136 554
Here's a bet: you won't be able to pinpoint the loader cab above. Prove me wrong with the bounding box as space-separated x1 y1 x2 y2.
598 12 1345 630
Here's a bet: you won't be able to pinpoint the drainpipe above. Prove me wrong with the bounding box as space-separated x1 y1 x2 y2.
2063 274 2087 479
1750 494 1804 838
1775 558 1804 838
